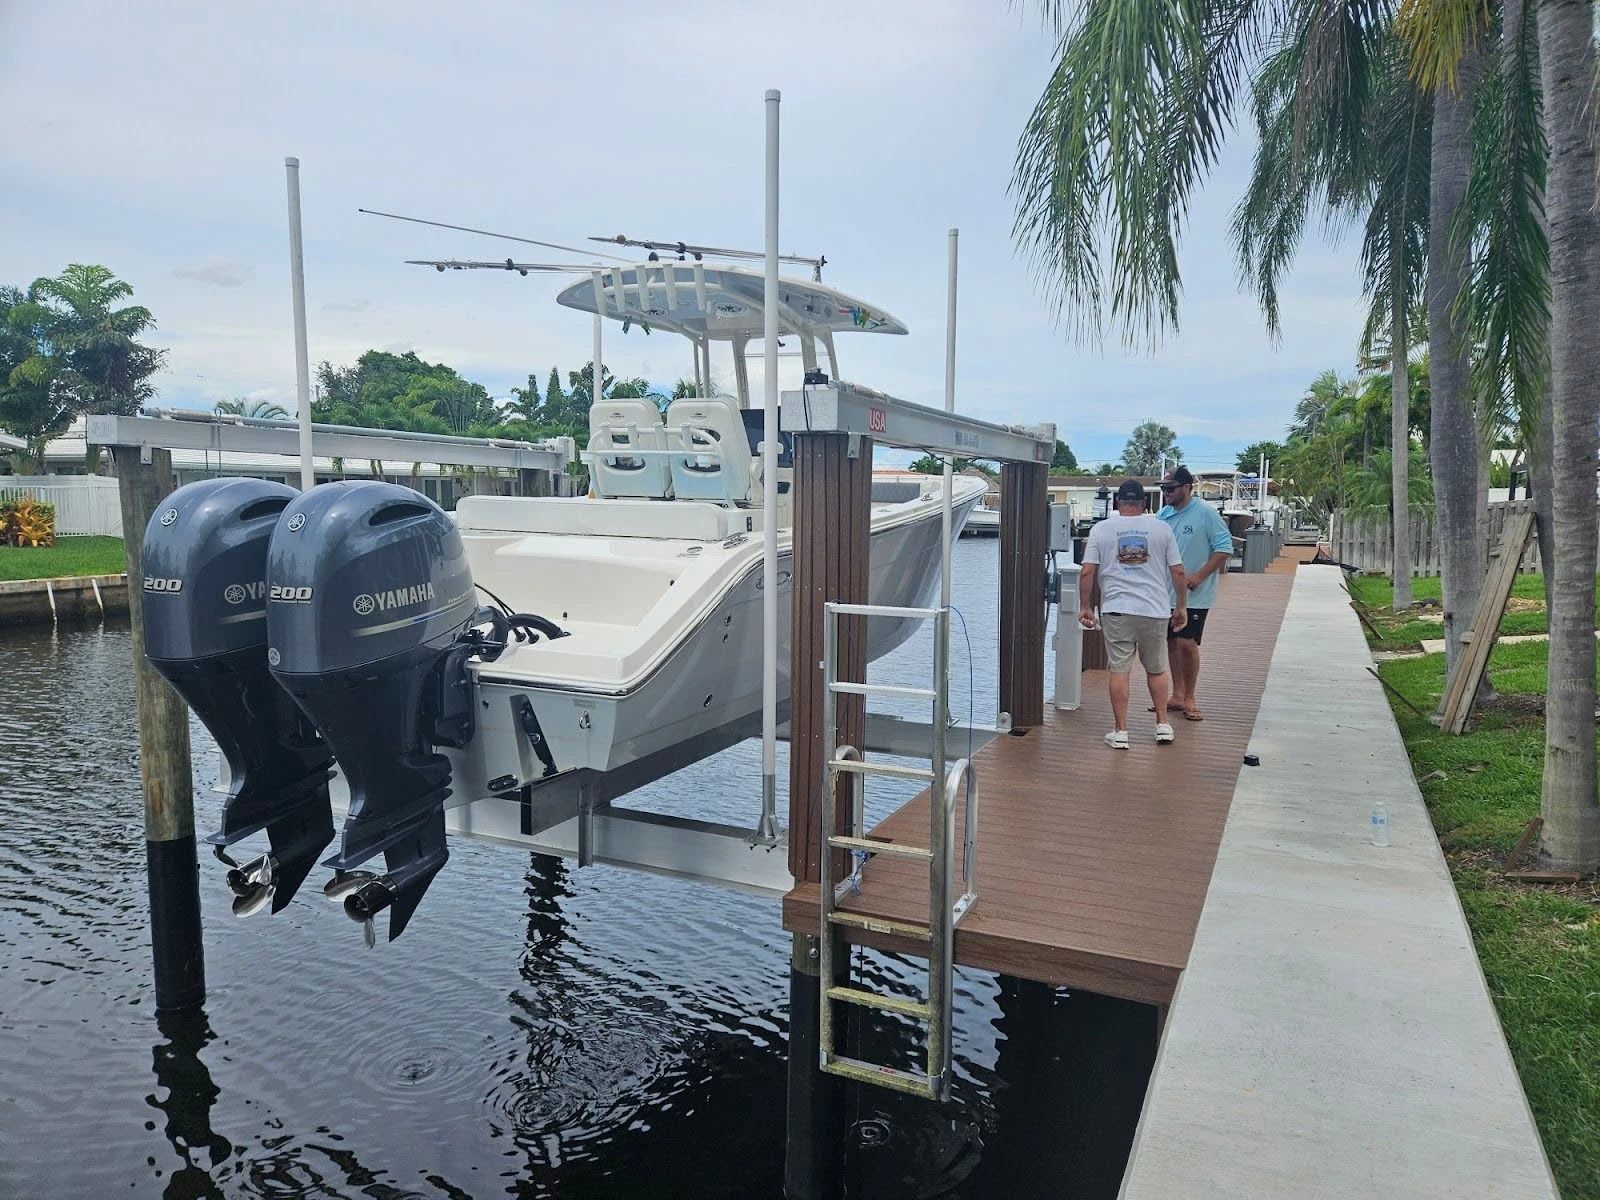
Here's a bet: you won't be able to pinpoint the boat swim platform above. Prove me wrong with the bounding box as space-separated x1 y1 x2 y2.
782 558 1303 1008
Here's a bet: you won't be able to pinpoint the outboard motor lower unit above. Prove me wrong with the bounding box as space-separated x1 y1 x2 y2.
139 478 336 916
267 482 481 941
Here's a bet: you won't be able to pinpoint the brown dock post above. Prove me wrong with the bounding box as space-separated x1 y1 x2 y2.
113 445 205 1013
999 460 1048 730
784 431 871 1200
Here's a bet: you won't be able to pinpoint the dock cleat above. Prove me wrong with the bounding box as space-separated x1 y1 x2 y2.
139 478 337 915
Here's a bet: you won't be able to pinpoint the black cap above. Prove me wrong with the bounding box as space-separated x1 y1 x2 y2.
1160 466 1194 489
1115 479 1145 505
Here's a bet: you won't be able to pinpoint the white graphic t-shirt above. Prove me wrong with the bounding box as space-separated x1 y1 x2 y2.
1082 515 1182 618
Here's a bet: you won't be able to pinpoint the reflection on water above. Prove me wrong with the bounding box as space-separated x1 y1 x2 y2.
0 540 1154 1198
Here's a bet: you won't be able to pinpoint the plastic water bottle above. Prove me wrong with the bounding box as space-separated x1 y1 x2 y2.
1370 801 1390 847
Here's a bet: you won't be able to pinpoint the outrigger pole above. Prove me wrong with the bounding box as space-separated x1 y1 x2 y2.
285 158 315 491
591 232 825 282
756 89 783 845
942 228 958 608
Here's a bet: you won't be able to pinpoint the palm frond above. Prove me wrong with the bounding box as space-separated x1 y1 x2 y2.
1394 0 1493 92
1011 0 1273 346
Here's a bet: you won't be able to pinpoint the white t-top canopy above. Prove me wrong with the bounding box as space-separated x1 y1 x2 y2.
554 262 908 341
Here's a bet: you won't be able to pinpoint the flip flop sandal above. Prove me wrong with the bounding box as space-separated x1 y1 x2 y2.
1183 708 1205 721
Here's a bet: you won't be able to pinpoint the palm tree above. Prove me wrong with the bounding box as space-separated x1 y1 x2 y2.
1395 0 1494 679
1232 22 1430 606
1532 0 1599 871
214 397 290 420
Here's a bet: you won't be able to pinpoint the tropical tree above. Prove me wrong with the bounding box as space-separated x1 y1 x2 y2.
1531 0 1598 870
672 377 699 400
1122 420 1181 475
544 367 566 415
0 265 166 470
1233 20 1431 606
0 287 72 471
506 373 545 423
1236 440 1286 476
214 397 290 420
1051 439 1079 471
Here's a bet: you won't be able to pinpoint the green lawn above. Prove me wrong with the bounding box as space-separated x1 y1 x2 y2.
1348 572 1573 651
0 535 126 581
1377 643 1600 1197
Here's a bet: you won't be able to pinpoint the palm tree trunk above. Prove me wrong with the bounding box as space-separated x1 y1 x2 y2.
1426 45 1488 684
1535 0 1600 872
1391 237 1413 609
1530 375 1556 608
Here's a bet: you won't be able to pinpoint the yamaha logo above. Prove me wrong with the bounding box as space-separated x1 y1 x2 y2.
352 594 376 615
224 584 247 605
287 513 306 532
159 508 178 527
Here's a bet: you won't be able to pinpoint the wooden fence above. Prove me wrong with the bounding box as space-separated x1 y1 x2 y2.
0 475 123 536
1329 501 1540 576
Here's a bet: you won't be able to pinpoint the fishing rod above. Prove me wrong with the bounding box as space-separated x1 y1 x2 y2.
405 258 596 276
590 233 826 280
360 208 631 262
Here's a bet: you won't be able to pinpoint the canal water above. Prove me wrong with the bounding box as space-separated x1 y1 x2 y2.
0 538 1155 1198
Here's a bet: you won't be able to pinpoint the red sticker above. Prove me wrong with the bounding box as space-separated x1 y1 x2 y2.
868 407 887 433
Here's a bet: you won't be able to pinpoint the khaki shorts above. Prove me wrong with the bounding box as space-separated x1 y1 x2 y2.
1101 612 1170 675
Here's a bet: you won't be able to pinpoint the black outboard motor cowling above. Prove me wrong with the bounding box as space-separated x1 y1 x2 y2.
139 478 336 915
266 481 479 941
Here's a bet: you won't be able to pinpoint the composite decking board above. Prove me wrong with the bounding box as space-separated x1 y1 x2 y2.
782 565 1298 1004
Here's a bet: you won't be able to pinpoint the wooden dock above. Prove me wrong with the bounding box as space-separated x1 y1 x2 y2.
782 562 1305 1007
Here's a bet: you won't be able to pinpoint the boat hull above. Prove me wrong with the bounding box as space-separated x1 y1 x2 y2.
450 492 978 800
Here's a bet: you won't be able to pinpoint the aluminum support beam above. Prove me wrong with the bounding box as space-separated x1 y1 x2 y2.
779 382 1053 465
87 414 572 474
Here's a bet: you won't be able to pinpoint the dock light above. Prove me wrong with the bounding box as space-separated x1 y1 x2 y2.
1095 484 1111 522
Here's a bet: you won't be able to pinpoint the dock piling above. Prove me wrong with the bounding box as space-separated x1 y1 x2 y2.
113 445 205 1012
998 461 1048 730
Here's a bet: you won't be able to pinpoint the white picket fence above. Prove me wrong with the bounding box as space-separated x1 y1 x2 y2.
0 475 123 536
1329 501 1540 576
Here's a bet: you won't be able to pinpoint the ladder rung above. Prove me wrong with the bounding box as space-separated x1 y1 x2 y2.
828 681 936 700
831 758 937 783
826 985 932 1020
828 910 932 940
821 1054 939 1099
827 835 933 862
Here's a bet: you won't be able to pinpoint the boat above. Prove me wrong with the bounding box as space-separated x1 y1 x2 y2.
138 257 985 938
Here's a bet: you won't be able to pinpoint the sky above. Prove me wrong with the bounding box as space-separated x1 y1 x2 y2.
1 1 1370 472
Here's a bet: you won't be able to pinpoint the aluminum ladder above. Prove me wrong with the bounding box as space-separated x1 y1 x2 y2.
817 600 979 1101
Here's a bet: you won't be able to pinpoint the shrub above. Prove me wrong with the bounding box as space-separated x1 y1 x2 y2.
0 497 56 547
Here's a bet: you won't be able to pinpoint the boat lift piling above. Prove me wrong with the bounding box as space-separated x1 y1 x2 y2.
113 444 206 1013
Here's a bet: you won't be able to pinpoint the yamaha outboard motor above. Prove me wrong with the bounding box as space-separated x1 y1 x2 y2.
266 482 481 941
140 478 336 917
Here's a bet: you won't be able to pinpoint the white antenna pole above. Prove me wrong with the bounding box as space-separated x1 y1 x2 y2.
285 157 314 491
757 88 782 844
941 228 958 609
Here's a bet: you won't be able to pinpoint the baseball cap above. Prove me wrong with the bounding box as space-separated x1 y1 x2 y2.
1160 466 1195 490
1115 479 1145 504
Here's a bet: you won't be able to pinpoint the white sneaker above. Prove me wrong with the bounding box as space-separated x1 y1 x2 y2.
1104 730 1130 750
1154 723 1175 743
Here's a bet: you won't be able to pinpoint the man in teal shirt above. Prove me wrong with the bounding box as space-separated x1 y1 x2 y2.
1157 466 1233 720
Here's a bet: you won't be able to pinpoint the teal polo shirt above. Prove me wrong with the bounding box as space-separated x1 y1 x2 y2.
1158 498 1233 609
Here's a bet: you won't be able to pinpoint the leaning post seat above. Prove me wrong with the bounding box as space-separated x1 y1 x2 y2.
589 398 672 499
666 394 756 505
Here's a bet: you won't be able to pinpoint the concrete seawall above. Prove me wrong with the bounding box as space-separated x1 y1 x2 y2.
0 574 128 625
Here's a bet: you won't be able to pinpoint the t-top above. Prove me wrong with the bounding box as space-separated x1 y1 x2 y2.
1158 498 1234 609
1082 515 1182 619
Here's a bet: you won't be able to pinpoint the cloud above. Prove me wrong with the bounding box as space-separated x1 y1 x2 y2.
172 257 254 287
322 298 371 313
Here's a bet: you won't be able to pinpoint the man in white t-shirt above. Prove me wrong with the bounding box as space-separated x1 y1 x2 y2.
1079 480 1188 749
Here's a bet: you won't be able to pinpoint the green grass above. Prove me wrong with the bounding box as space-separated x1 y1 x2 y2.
0 535 125 581
1377 643 1600 1197
1348 572 1571 651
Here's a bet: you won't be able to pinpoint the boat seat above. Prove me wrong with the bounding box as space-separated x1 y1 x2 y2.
589 398 672 499
666 395 755 505
455 495 751 542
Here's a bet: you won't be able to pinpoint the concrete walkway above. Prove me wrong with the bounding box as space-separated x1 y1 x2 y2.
1120 566 1558 1199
